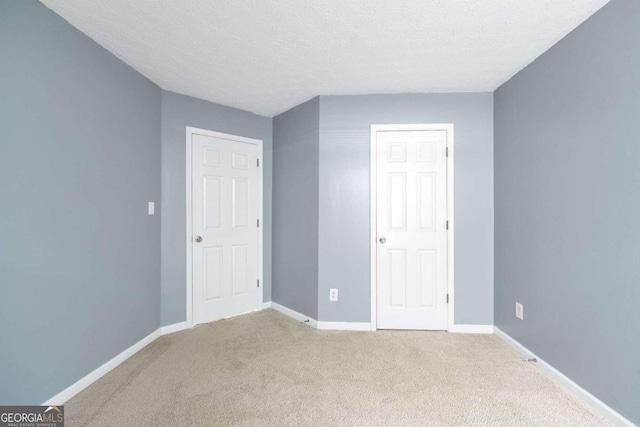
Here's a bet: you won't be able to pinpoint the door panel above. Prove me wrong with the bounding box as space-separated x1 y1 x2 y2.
204 176 222 228
376 129 448 330
203 246 223 301
192 133 260 325
388 173 406 230
232 178 249 227
232 244 249 295
389 249 407 307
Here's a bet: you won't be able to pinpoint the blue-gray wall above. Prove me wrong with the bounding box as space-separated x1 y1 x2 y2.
494 0 640 423
272 97 320 319
0 1 161 404
160 91 273 326
318 94 494 324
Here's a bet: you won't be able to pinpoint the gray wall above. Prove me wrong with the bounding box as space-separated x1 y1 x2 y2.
318 94 494 324
494 0 640 423
0 1 161 404
272 97 320 319
160 91 273 326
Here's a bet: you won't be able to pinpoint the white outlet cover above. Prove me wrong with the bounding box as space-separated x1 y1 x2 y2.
515 302 524 320
329 288 338 302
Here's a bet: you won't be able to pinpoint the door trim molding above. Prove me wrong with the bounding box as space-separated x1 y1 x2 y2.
185 126 264 327
369 124 455 332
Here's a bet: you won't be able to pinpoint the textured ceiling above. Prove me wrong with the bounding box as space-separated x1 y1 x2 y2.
40 0 609 117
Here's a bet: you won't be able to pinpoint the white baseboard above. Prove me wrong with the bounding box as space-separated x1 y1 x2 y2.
261 301 272 310
269 302 372 331
316 321 371 331
42 321 191 406
42 329 160 405
494 327 635 427
449 324 494 334
270 302 318 328
159 321 190 336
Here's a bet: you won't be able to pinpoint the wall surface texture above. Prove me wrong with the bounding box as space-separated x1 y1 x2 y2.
494 0 640 423
318 94 494 324
6 2 636 422
271 97 320 319
160 91 273 326
0 1 161 404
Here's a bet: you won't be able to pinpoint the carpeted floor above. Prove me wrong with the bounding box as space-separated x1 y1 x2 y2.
65 309 610 426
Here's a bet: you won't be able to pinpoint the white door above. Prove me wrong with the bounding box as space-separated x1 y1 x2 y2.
192 132 260 325
375 128 449 330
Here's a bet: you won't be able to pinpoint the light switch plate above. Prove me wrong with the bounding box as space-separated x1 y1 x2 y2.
148 202 155 215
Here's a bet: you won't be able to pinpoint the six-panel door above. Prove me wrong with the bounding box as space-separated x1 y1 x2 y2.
192 133 260 325
376 130 448 330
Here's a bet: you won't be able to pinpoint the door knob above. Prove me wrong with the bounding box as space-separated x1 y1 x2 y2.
379 237 386 244
195 236 203 243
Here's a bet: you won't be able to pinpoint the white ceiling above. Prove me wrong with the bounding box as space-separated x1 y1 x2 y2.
41 0 608 117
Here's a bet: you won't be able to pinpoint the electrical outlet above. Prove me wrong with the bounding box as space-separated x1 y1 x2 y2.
329 288 338 302
148 202 155 215
515 302 524 320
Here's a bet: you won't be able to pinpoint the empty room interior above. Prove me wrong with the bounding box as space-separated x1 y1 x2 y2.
1 0 639 426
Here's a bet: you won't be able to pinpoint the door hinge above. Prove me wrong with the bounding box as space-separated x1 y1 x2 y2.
257 279 260 288
446 293 449 304
446 220 449 230
257 219 260 227
257 159 260 167
446 147 449 157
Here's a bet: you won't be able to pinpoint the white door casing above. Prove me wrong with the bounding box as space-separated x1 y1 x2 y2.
187 127 263 326
371 124 454 331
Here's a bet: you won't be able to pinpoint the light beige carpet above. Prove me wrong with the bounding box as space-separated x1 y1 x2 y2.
66 309 609 426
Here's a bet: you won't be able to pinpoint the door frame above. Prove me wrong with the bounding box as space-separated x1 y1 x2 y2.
185 126 264 327
369 124 454 332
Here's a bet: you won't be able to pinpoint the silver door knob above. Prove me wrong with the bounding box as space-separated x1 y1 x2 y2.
194 236 203 243
379 237 386 244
